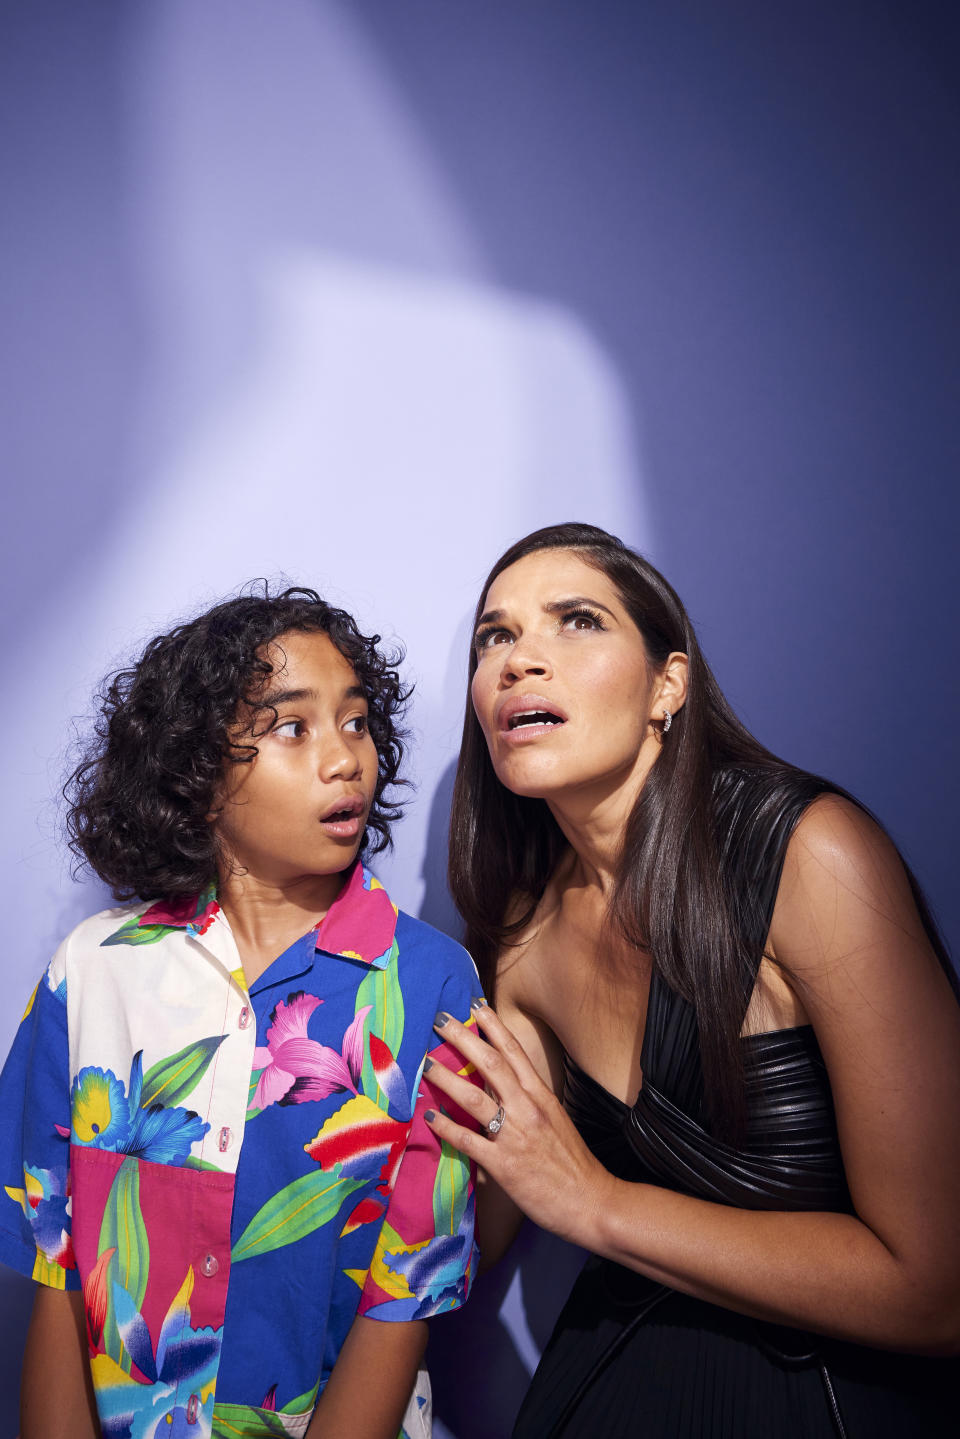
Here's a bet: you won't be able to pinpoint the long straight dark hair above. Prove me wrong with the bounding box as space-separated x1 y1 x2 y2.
448 522 951 1137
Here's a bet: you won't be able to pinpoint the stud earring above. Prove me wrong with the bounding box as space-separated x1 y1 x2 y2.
662 709 672 733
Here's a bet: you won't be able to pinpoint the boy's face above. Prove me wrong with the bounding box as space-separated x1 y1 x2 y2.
212 630 379 888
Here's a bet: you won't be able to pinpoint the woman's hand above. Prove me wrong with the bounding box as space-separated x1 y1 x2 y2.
424 1001 615 1248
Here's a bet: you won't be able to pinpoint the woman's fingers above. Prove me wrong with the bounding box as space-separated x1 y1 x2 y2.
423 1051 501 1129
424 1005 543 1161
434 1002 553 1101
422 1102 493 1165
424 1010 612 1249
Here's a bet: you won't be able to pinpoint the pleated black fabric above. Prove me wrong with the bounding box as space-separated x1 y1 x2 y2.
512 766 960 1438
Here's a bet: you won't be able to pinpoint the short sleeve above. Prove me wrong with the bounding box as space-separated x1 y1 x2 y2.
0 962 79 1289
358 957 483 1322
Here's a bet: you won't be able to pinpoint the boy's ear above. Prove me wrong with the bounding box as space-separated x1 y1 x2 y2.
206 771 231 824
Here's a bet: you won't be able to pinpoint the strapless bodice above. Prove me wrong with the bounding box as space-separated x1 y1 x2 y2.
563 974 852 1212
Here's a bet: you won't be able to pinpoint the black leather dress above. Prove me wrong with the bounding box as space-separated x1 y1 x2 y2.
512 768 959 1438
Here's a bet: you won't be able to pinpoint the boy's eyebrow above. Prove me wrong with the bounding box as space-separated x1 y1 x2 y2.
261 686 315 707
260 684 366 707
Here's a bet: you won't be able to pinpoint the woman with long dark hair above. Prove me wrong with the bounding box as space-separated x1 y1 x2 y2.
422 523 960 1437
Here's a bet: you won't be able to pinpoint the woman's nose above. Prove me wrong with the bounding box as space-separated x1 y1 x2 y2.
501 637 552 681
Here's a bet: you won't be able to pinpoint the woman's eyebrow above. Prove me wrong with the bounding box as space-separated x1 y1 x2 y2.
543 596 616 618
475 597 616 633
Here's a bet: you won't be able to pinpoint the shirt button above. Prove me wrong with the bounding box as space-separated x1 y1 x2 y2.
186 1392 200 1423
200 1253 219 1278
218 1126 232 1152
238 1005 251 1030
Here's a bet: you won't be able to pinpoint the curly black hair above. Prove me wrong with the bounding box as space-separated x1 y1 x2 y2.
65 585 410 901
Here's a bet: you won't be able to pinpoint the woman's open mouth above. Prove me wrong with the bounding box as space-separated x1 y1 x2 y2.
497 694 568 743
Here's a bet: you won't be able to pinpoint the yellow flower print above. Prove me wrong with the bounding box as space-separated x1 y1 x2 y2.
71 1068 130 1147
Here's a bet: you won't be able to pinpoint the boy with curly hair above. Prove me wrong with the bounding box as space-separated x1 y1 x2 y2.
0 588 480 1439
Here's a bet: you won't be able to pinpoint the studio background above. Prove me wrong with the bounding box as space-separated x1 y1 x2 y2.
1 2 957 1433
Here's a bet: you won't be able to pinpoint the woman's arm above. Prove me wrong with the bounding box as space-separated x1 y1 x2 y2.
425 798 960 1355
21 1287 99 1438
306 1315 426 1439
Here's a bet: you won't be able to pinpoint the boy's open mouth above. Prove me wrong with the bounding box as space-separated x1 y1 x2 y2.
319 794 366 836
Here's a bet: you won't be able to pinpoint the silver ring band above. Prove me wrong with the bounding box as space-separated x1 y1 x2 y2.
486 1105 505 1136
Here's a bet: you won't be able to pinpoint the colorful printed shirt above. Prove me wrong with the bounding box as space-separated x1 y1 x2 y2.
0 862 481 1438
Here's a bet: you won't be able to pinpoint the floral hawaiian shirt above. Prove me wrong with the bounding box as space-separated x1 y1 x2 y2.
0 862 480 1438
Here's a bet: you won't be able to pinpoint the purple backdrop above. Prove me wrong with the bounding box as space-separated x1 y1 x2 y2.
1 2 957 1433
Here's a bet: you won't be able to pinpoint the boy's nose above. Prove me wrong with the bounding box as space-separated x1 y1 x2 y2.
318 737 361 782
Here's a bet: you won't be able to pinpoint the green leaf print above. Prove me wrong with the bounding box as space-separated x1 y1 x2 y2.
355 943 403 1110
98 1157 149 1373
432 1137 470 1236
101 917 170 947
141 1035 227 1109
280 1380 320 1414
182 1154 225 1173
231 1167 363 1263
246 1067 264 1121
211 1405 290 1437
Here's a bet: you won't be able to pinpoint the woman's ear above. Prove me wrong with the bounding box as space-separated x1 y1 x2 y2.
651 651 688 723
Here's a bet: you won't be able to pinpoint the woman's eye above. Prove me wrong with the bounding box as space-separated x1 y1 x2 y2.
562 608 605 632
475 627 512 651
274 719 304 739
345 716 368 734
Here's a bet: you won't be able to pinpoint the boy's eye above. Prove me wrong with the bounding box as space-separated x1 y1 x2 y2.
273 719 304 739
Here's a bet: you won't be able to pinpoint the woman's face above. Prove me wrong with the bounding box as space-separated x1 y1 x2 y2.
471 550 666 808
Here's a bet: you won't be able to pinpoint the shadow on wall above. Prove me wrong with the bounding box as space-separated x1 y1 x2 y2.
419 761 589 1437
419 761 461 941
0 1270 31 1419
430 1225 587 1439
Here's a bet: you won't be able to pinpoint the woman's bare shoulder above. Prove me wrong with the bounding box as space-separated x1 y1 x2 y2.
496 858 572 1005
770 792 939 981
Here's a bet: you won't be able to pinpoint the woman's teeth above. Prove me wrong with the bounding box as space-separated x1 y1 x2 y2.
508 712 563 729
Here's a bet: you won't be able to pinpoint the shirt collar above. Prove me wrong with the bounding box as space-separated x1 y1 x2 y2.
312 860 399 969
140 884 221 938
129 861 398 970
